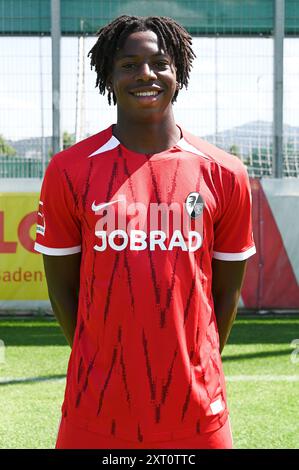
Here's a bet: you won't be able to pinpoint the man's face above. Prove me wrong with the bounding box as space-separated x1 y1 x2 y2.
108 30 177 120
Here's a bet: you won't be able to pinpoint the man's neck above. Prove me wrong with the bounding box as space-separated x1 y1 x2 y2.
113 113 181 155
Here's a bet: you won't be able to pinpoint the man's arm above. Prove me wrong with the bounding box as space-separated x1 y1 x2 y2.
212 259 247 354
43 253 81 348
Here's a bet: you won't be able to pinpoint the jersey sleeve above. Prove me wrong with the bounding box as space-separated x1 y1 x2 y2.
213 163 256 261
34 157 82 256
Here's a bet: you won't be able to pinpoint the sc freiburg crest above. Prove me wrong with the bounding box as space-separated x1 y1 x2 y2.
185 192 205 219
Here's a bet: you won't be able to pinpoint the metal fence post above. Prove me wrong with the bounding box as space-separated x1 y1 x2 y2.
273 0 285 178
51 0 61 160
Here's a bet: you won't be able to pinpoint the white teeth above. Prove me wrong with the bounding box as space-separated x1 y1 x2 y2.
134 91 159 97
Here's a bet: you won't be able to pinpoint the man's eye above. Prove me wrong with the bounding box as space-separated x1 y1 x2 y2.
155 61 169 68
122 63 136 69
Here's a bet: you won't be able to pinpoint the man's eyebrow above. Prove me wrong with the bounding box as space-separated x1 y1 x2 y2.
116 52 170 59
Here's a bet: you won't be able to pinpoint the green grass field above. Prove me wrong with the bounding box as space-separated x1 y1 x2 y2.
0 314 298 449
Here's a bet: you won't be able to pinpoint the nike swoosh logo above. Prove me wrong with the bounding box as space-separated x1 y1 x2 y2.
91 199 121 212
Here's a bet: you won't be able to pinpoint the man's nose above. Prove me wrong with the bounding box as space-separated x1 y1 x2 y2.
136 62 157 81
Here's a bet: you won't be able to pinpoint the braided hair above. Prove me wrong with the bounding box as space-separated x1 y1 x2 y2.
88 15 196 105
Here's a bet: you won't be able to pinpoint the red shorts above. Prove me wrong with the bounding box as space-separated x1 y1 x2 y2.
55 416 233 449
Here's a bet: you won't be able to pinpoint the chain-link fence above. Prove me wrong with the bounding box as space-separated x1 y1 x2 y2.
0 0 298 178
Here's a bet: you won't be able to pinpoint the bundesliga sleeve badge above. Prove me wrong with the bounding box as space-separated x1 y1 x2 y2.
185 192 205 219
36 200 46 236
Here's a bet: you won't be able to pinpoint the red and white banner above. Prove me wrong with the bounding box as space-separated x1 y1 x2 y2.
242 178 299 309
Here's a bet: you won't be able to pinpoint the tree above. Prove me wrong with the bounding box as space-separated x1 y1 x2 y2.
229 144 240 157
0 135 16 157
48 132 76 159
63 131 75 150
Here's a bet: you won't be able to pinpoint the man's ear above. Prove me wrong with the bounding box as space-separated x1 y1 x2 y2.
106 75 113 92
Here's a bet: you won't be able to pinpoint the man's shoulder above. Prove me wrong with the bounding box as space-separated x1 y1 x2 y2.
51 125 113 170
182 128 247 177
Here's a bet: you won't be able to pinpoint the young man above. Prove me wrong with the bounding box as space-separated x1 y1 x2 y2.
34 15 255 449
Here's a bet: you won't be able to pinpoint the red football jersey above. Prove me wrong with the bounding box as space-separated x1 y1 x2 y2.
35 125 255 443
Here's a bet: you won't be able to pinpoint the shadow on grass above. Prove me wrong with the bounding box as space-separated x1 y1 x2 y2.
222 348 291 362
0 374 66 386
227 320 299 345
0 317 298 346
0 323 67 346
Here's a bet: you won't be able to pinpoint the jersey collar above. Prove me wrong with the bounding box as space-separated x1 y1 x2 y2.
88 124 208 159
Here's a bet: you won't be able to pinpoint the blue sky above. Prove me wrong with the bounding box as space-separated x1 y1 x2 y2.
0 36 298 141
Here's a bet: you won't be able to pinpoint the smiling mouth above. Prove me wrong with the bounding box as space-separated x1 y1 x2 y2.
131 90 162 97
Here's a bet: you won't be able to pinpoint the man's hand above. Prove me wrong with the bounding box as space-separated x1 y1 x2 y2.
212 259 247 353
43 253 81 347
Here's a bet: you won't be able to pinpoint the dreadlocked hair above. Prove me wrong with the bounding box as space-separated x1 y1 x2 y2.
88 15 196 105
